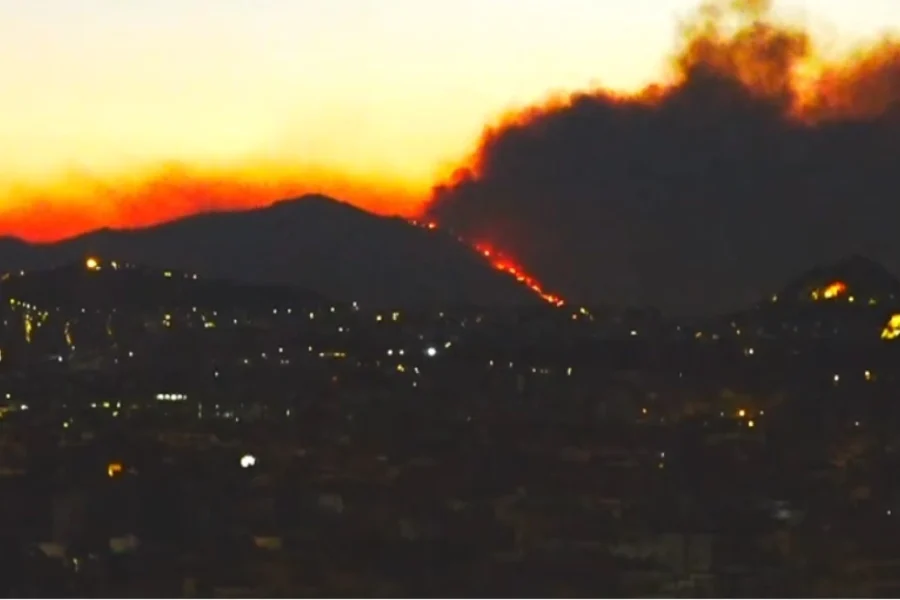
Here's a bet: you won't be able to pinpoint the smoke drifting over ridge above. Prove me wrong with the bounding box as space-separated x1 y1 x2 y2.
427 0 900 314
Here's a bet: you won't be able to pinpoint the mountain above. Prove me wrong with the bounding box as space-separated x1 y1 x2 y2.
775 254 900 306
2 261 328 312
713 255 900 344
0 195 540 308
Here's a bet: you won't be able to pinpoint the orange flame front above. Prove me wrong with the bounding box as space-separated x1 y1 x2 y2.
410 220 565 307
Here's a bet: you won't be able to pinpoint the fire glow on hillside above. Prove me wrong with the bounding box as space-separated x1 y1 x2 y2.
425 0 900 312
409 220 565 307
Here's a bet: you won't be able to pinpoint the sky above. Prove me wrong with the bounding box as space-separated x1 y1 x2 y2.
2 0 900 241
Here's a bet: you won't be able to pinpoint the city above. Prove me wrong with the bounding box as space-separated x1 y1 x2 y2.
4 252 900 595
5 0 900 596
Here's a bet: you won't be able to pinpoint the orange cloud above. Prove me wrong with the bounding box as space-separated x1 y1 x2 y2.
0 162 422 242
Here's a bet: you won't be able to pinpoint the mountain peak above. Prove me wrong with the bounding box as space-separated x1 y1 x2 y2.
832 254 891 274
0 195 540 308
269 194 361 215
777 254 900 304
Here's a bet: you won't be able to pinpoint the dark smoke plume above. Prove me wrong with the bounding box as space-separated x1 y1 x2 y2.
427 0 900 314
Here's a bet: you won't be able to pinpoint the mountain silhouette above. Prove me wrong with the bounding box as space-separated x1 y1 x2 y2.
0 195 540 308
777 254 900 305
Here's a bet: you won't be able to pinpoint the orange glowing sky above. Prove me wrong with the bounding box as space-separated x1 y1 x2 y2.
3 0 900 241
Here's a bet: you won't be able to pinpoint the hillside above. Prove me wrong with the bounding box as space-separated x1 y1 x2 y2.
775 255 900 306
1 260 328 312
0 195 541 308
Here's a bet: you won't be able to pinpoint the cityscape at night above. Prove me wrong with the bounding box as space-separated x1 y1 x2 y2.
6 0 900 596
3 246 900 595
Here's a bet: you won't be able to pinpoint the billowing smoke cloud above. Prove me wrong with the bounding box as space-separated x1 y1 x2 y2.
0 162 416 243
427 0 900 314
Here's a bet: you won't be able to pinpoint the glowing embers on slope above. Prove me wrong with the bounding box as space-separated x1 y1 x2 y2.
410 220 565 307
810 281 848 301
472 243 564 307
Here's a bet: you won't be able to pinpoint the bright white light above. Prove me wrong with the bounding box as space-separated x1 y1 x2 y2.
240 454 256 468
425 347 437 357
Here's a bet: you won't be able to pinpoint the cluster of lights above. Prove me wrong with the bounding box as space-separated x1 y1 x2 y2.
808 280 878 306
832 371 876 384
375 311 402 323
87 256 196 280
8 298 50 346
385 345 439 357
882 314 900 340
155 393 188 401
8 298 41 312
736 408 756 429
798 279 899 342
810 281 848 301
409 220 565 307
85 257 121 271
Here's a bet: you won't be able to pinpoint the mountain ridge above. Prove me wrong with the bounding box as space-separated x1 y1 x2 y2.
776 253 900 305
0 195 542 309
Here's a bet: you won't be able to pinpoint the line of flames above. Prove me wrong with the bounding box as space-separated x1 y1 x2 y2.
410 219 565 307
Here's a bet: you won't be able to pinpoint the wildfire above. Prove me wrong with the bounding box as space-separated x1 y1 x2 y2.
473 242 564 306
882 314 900 340
811 280 848 301
410 220 564 307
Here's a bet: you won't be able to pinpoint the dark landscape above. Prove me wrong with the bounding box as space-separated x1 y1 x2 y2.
2 196 900 596
0 196 538 309
7 0 900 596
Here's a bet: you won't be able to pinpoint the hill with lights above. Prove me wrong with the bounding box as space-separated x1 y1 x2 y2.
1 258 329 312
0 195 549 308
775 255 900 307
723 255 900 343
